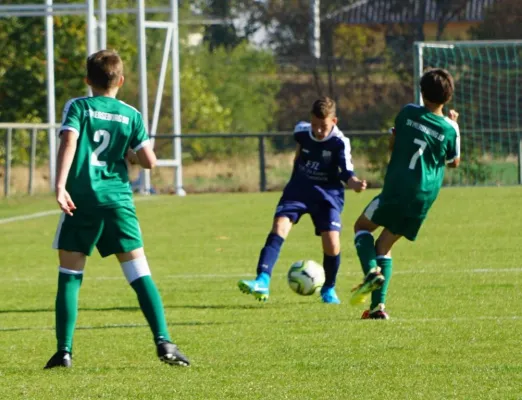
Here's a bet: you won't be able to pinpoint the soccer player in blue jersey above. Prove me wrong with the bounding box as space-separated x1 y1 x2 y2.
238 97 367 304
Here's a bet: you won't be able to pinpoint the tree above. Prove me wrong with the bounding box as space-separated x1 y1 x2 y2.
188 42 280 133
433 0 471 40
193 0 244 50
0 0 278 165
470 0 522 40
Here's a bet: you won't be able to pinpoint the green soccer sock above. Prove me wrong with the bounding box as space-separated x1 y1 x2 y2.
354 231 378 275
371 256 393 309
130 276 172 344
55 268 84 353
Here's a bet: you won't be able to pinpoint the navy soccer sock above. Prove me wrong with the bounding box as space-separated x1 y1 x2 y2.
323 253 341 289
256 233 285 278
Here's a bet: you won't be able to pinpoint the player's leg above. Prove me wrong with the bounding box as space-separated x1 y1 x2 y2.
238 199 304 301
353 201 380 275
363 229 401 320
365 216 421 319
116 248 189 366
319 230 341 304
257 216 293 278
98 205 190 366
45 211 100 369
350 197 386 306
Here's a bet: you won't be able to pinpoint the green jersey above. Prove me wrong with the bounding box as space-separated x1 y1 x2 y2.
381 103 460 217
60 96 149 208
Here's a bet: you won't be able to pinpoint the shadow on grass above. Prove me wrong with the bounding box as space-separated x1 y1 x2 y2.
0 320 239 333
0 301 312 315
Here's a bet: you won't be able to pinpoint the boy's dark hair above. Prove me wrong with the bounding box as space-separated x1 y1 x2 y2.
86 50 123 90
420 68 454 105
311 96 336 118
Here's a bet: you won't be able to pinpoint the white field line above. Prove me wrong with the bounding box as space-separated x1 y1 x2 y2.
0 195 159 225
0 315 520 333
1 268 521 283
0 209 60 225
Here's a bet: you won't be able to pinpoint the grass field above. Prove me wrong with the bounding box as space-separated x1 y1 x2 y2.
0 188 521 399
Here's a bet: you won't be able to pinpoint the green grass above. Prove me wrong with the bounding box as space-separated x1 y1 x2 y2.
1 188 521 399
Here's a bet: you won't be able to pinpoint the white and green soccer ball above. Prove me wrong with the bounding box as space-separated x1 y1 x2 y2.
287 260 325 296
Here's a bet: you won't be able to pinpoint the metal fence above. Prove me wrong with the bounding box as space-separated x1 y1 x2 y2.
1 123 522 197
0 123 386 196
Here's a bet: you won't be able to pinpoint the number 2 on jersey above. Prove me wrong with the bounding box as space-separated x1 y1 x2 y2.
91 130 111 167
409 138 427 170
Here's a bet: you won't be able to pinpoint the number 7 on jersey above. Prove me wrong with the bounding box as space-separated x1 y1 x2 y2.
409 138 427 170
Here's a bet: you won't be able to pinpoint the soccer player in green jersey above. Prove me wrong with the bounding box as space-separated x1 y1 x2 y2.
44 50 190 368
350 68 460 319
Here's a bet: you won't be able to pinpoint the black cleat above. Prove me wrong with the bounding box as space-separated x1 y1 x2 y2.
157 341 190 367
44 350 72 369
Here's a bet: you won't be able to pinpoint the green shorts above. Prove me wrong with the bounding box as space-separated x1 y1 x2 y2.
364 195 425 241
52 204 143 257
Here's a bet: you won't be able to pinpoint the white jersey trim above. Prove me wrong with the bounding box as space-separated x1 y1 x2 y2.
444 117 461 161
119 100 141 115
341 136 354 172
59 126 80 138
59 97 88 137
294 122 345 143
133 139 150 152
308 125 343 143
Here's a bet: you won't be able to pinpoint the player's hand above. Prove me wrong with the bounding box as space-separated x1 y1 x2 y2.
347 176 367 193
56 187 76 216
448 109 459 122
125 149 139 164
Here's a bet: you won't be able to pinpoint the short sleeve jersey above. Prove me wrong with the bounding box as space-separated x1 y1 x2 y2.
60 96 149 208
381 104 460 216
283 122 354 210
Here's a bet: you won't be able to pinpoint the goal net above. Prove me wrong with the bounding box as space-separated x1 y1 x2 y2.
414 41 522 185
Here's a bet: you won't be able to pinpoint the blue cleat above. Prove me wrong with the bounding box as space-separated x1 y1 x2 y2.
320 286 341 304
238 275 270 302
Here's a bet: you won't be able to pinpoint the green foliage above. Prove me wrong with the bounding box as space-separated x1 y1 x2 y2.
0 1 280 165
174 43 280 161
0 0 137 165
178 65 233 161
333 25 386 64
447 149 493 185
188 43 280 133
351 135 391 183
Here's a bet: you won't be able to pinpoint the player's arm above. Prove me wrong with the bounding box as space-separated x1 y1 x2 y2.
55 99 82 215
55 130 78 215
447 158 460 168
136 144 157 169
126 144 156 169
339 138 367 193
129 114 157 169
446 109 460 168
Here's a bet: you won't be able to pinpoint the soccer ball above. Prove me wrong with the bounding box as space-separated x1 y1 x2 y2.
287 260 325 296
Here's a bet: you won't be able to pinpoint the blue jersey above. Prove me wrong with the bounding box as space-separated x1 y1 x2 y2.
282 122 354 210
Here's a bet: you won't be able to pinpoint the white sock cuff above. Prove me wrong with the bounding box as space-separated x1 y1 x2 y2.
58 266 84 275
376 255 392 260
354 230 373 240
120 256 151 284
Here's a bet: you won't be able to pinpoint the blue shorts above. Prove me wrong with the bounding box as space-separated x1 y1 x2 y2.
274 198 342 236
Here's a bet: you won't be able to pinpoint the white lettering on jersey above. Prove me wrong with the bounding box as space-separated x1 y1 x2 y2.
85 110 130 125
406 119 445 141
